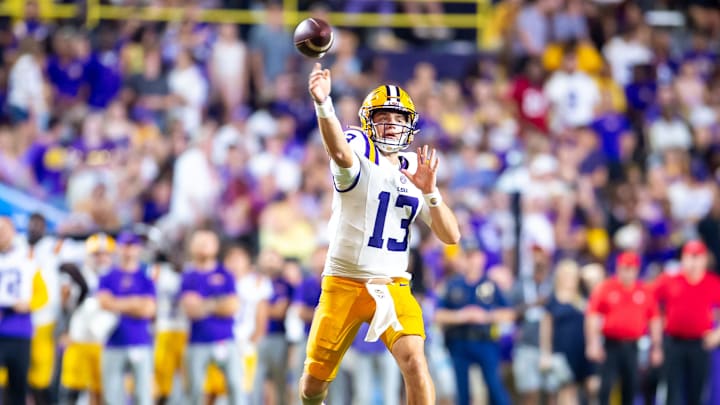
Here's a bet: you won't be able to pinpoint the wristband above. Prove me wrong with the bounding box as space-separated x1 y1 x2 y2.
423 189 442 208
314 96 335 118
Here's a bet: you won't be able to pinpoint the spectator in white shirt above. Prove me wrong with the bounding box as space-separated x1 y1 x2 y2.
168 48 208 137
169 133 220 228
248 133 301 194
7 37 48 131
602 24 653 86
544 45 600 132
646 85 693 154
209 23 248 121
667 161 716 239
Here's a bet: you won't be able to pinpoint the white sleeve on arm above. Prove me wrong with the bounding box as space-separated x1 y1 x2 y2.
330 129 368 192
330 152 360 191
19 263 35 303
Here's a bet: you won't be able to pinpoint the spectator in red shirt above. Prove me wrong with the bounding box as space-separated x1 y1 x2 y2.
586 251 663 405
653 240 720 405
508 57 549 136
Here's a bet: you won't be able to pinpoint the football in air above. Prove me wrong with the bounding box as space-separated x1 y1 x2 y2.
293 17 334 58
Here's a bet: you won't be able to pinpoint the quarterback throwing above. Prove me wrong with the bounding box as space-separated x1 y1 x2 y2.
298 63 461 405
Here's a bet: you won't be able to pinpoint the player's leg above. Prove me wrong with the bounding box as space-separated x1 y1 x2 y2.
29 322 56 405
382 280 434 405
390 335 435 405
446 340 471 405
31 387 52 405
218 342 245 405
261 333 289 404
378 349 402 405
203 363 226 405
299 373 330 405
300 277 368 404
60 342 84 404
89 343 104 405
154 331 175 405
474 340 511 405
101 347 127 405
186 344 213 405
129 346 154 405
4 337 31 405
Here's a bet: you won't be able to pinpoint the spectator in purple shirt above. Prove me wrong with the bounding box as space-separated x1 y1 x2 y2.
180 229 242 405
47 27 86 112
23 117 69 200
96 231 156 405
83 26 123 110
121 46 170 130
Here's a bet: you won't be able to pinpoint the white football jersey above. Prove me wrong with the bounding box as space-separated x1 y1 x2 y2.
67 264 106 342
29 237 63 326
0 237 34 307
325 129 431 280
154 263 188 332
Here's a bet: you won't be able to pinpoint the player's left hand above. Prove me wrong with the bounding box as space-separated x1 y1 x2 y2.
401 145 438 194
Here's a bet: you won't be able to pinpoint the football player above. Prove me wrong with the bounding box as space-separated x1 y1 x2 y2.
26 213 66 405
152 254 188 405
60 233 115 405
0 216 38 404
299 63 461 405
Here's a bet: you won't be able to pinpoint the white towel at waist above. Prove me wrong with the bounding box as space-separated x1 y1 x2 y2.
364 283 403 342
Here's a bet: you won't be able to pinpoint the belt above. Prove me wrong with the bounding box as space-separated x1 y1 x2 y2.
667 335 703 343
603 338 639 347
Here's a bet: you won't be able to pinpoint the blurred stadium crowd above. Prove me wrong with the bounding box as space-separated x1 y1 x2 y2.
1 0 720 404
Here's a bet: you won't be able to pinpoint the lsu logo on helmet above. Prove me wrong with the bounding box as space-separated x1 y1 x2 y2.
358 85 419 153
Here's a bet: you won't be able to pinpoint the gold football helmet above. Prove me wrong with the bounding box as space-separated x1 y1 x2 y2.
358 85 419 153
85 233 116 254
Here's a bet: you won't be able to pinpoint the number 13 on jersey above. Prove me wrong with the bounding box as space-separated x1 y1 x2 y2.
368 191 418 252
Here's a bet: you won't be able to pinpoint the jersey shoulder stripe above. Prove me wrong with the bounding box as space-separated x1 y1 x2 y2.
344 128 379 165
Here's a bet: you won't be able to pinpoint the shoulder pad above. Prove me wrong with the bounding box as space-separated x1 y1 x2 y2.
343 128 379 164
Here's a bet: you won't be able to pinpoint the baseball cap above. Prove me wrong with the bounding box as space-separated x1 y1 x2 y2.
116 231 142 246
616 251 641 268
682 240 708 256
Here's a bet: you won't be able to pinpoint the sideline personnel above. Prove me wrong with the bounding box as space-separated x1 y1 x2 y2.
586 251 662 405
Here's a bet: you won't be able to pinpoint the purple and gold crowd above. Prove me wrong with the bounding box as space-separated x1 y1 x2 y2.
1 0 720 404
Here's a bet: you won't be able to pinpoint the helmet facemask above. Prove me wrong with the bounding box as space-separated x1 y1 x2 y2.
368 109 416 153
